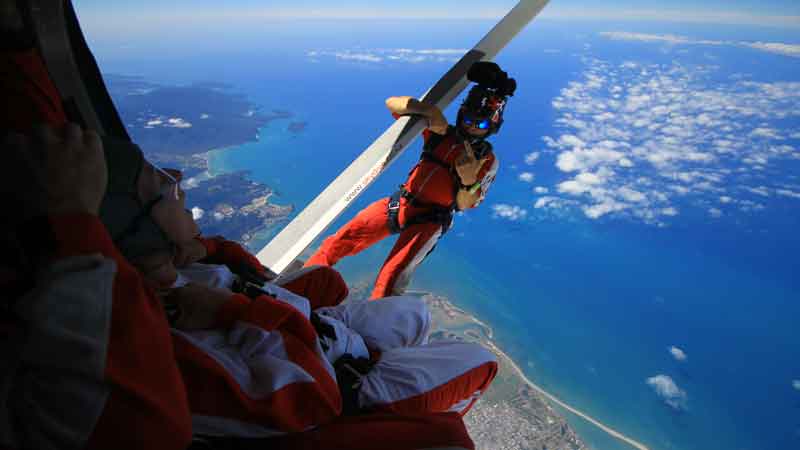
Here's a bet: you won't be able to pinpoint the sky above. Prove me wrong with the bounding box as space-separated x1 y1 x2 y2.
74 0 800 26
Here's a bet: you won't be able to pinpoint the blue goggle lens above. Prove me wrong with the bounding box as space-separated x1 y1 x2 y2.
464 116 491 129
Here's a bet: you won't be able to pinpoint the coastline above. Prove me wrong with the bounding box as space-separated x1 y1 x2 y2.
421 291 650 450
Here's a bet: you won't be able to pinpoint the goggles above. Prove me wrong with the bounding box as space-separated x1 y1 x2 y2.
462 115 491 130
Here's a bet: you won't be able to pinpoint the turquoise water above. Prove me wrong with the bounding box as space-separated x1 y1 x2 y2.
87 17 800 450
210 116 800 450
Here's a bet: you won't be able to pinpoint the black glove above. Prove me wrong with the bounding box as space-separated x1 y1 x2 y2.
230 261 271 286
310 312 337 351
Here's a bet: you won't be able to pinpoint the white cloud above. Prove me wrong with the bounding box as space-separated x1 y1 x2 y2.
583 199 628 219
191 207 205 220
524 151 541 165
668 346 688 362
556 147 626 172
749 127 782 139
166 117 192 128
618 186 646 203
793 379 800 391
335 52 382 62
742 42 800 58
491 204 528 221
308 48 467 64
416 49 466 55
709 207 723 218
777 189 800 199
661 207 678 217
534 186 549 194
200 113 210 119
745 186 770 197
600 32 800 58
600 31 723 46
518 172 535 183
544 57 799 224
534 196 570 210
559 134 586 148
646 374 687 410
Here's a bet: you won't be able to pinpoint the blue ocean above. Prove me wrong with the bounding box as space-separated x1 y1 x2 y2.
81 14 800 450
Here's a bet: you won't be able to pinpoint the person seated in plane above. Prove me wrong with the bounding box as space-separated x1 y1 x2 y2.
0 15 489 446
0 124 194 450
98 138 499 427
0 123 478 450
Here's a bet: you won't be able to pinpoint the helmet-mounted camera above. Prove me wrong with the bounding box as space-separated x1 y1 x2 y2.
458 62 516 138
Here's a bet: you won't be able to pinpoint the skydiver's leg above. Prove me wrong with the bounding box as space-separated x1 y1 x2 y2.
304 197 393 267
370 221 441 299
267 411 474 450
357 340 498 416
275 265 349 309
316 294 431 351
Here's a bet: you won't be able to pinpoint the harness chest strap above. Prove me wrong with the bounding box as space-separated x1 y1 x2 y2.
387 188 454 235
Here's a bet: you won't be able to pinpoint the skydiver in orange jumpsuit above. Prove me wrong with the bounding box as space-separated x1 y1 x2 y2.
306 62 516 299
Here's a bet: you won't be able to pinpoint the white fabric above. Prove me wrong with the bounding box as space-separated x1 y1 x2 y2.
1 255 114 450
317 296 430 352
475 155 499 207
175 264 312 318
175 263 493 420
358 341 496 413
315 314 370 363
173 325 319 399
175 263 235 289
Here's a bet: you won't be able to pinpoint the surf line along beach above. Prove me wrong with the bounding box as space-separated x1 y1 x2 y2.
483 339 652 450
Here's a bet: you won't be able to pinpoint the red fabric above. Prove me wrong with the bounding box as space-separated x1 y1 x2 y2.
279 265 349 309
47 215 193 450
198 236 265 275
405 134 496 209
174 334 340 432
305 112 495 297
269 411 474 450
173 292 342 432
392 110 494 209
371 220 441 299
304 198 443 299
305 198 393 269
0 49 67 133
214 293 251 329
374 361 498 416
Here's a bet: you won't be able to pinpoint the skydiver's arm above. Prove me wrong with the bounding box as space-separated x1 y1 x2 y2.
455 188 482 211
455 152 499 210
385 96 448 135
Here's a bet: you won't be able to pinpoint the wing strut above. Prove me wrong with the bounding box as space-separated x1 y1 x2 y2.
257 0 551 274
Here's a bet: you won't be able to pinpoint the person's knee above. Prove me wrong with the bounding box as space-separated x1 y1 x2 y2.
315 264 349 305
395 295 431 344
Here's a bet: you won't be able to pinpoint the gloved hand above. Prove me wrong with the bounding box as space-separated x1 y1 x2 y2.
199 236 277 284
310 311 337 350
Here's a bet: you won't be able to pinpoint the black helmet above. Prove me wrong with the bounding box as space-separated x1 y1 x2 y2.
457 62 517 141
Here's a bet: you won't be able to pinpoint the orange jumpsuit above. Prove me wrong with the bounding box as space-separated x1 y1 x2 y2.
306 122 499 299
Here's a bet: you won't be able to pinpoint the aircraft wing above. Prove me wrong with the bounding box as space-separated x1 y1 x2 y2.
257 0 551 274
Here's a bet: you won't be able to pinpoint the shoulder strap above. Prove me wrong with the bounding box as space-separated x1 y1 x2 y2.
420 126 455 169
422 126 453 154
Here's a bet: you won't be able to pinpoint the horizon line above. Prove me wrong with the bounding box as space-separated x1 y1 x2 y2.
77 8 800 28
